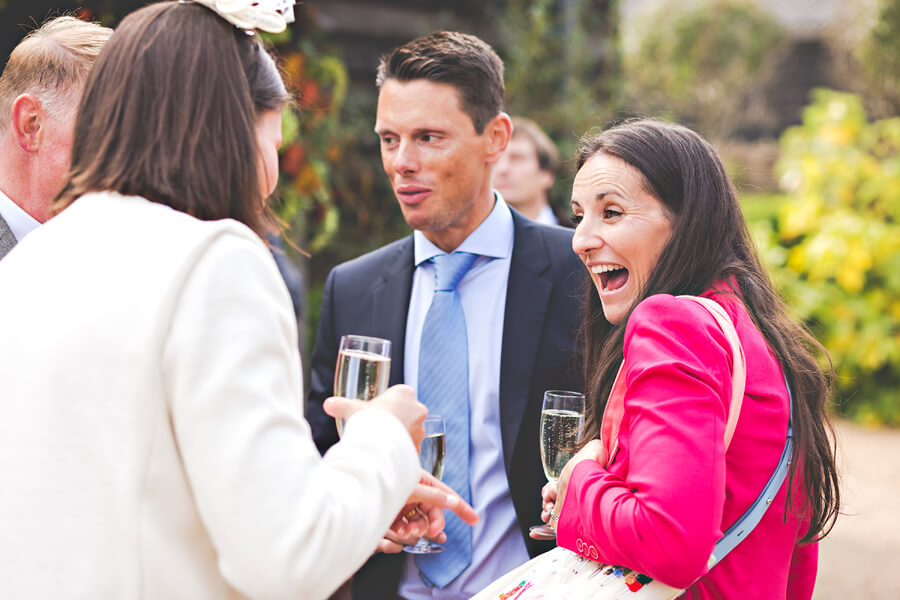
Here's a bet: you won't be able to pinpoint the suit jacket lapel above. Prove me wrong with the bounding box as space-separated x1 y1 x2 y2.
499 213 553 470
371 236 415 387
0 213 17 260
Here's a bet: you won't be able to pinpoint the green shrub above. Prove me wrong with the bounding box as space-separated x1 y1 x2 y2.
624 0 783 139
746 89 900 425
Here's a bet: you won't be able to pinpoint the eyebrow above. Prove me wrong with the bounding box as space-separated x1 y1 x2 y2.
374 126 446 136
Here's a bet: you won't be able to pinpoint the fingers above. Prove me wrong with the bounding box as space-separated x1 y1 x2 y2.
420 503 446 540
392 502 431 535
407 478 478 526
541 481 558 502
367 385 428 448
322 396 366 420
376 537 405 554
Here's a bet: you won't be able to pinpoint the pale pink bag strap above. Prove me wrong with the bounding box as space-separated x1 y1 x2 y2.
677 295 747 448
600 296 747 463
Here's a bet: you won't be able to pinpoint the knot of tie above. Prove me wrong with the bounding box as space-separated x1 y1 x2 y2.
432 252 477 292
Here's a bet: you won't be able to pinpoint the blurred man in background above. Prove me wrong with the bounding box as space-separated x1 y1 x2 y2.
0 16 112 259
493 116 560 225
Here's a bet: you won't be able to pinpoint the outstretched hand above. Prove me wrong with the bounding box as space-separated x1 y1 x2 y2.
377 470 479 553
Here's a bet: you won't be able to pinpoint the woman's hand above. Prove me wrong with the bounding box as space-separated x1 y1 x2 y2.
377 470 479 553
323 384 427 449
544 439 608 532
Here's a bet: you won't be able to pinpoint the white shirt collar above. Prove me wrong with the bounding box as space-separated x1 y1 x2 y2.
413 191 514 266
0 188 41 242
536 203 559 226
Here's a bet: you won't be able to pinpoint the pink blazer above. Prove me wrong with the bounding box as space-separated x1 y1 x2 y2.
557 290 816 599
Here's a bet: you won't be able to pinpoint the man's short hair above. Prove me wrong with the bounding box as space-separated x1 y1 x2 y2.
376 30 504 134
0 15 112 128
511 116 558 174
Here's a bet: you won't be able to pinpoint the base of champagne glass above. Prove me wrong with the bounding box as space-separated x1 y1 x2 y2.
403 538 444 554
528 523 557 540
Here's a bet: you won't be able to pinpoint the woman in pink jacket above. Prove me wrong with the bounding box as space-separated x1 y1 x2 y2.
543 119 840 598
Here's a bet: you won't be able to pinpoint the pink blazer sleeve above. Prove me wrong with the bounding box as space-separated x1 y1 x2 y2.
557 294 736 589
786 523 817 599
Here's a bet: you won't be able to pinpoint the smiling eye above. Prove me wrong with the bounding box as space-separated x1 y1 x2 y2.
570 214 583 226
603 208 622 219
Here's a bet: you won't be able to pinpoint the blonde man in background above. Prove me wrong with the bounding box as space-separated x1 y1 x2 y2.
0 15 112 259
493 116 560 225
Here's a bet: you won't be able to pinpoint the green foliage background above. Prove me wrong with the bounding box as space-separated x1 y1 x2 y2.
747 90 900 424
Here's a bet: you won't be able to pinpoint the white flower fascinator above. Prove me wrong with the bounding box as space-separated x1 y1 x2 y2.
190 0 296 33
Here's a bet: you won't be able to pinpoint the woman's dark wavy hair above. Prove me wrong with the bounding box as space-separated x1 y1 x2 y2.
55 1 288 236
577 118 839 544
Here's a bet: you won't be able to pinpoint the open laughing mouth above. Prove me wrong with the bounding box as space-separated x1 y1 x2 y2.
591 264 629 292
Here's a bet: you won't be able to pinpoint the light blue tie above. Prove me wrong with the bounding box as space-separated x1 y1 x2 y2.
416 251 478 588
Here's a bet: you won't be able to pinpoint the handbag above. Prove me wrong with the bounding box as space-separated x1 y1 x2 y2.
470 296 794 600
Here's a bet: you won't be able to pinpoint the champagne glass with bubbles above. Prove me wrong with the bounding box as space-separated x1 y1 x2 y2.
333 335 391 437
529 390 585 540
403 416 446 554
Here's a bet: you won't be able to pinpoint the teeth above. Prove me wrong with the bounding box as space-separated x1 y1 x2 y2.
591 264 624 274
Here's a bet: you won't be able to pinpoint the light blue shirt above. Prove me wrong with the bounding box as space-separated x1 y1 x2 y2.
399 195 530 599
0 189 40 242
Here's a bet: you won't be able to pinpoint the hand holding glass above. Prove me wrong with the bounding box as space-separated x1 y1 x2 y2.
403 417 446 554
333 335 391 437
529 390 585 540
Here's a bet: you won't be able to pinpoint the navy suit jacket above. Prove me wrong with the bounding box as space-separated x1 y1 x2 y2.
305 209 584 599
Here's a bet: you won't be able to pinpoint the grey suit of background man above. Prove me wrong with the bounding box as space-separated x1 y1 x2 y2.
306 31 584 600
0 16 112 260
0 214 15 258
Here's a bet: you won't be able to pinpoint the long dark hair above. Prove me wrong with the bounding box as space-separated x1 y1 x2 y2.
55 1 288 236
578 119 839 544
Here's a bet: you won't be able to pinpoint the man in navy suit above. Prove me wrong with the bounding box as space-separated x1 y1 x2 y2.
306 31 583 600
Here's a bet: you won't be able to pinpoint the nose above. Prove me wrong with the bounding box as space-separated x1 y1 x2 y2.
571 219 601 258
392 139 419 176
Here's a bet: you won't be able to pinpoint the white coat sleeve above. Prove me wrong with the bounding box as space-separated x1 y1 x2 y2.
161 231 420 600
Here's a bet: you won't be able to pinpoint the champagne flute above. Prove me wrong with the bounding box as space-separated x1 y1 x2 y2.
403 416 446 554
529 390 585 540
333 334 391 437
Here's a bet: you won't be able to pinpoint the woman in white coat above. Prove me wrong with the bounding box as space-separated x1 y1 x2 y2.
0 2 475 598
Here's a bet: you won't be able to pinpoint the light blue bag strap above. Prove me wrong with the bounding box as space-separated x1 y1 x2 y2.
706 376 794 570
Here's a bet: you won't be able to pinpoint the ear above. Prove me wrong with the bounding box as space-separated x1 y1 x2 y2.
484 111 512 165
539 169 554 192
11 94 44 153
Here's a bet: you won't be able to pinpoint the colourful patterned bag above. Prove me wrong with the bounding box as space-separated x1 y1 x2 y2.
471 546 680 599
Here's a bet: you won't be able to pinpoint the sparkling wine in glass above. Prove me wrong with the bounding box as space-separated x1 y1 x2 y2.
529 390 585 540
403 417 446 554
334 334 391 437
